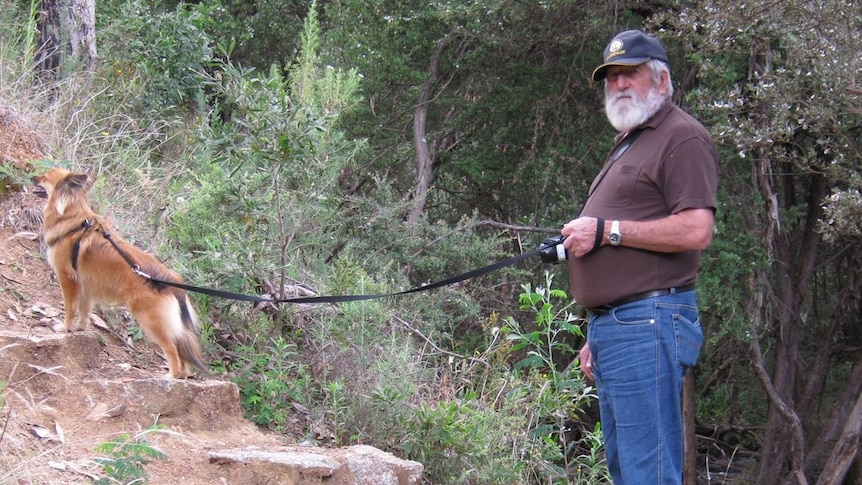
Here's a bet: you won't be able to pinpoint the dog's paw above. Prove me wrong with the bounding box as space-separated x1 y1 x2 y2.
53 322 87 333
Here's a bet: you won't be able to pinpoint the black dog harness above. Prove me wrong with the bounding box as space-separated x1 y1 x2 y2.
46 219 95 270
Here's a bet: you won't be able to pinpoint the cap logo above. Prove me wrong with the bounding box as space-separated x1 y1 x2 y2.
606 39 625 60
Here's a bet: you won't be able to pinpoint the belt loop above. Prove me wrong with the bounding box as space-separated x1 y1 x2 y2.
670 287 677 295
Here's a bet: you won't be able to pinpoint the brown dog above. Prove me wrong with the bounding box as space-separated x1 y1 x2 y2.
32 167 210 379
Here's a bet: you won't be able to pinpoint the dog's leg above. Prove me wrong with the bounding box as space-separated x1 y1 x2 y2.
133 303 188 379
54 276 83 332
73 295 93 332
144 323 186 378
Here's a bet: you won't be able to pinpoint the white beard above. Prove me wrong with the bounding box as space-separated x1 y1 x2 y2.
604 85 667 133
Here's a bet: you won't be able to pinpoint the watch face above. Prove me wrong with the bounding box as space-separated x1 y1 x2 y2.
609 220 621 245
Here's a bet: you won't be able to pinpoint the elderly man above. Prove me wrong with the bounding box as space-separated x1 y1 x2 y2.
560 30 719 484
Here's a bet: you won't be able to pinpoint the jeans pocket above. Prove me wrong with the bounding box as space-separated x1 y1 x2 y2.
610 299 657 326
673 307 703 369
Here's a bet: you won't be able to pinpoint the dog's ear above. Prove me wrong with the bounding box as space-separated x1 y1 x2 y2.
53 173 92 216
63 173 91 190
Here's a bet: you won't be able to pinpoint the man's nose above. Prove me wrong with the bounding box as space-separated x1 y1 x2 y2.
608 74 630 91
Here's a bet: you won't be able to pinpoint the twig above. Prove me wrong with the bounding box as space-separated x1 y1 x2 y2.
392 315 489 368
415 219 558 258
0 272 23 284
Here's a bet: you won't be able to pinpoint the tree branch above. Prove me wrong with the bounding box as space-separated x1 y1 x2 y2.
748 339 808 485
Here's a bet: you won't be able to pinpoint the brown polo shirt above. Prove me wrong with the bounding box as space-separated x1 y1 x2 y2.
567 102 718 308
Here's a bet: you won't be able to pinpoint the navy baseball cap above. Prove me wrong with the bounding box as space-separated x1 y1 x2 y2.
591 30 669 81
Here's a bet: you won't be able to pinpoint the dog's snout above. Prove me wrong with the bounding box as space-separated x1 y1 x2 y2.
31 177 48 198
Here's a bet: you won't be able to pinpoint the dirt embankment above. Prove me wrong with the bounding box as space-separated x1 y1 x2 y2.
0 117 423 485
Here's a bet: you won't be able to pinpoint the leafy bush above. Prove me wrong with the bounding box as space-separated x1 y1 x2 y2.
330 273 608 484
97 0 214 123
232 336 314 430
500 273 609 483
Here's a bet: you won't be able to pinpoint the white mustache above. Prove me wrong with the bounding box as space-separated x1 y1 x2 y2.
609 89 638 104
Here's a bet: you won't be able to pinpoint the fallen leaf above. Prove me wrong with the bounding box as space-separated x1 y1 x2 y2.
86 402 128 421
89 313 109 330
54 422 65 443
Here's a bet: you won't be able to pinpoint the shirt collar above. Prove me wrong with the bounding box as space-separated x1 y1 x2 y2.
614 99 673 142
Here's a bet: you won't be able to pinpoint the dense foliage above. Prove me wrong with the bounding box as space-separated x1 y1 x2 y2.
3 0 861 482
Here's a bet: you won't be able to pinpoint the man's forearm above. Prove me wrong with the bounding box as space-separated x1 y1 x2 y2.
603 208 714 252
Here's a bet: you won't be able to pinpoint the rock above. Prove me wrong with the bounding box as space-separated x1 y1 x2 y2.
208 444 423 485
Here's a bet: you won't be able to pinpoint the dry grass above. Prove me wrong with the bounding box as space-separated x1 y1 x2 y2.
0 13 193 251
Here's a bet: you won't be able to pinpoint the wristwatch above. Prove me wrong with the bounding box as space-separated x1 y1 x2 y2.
609 220 622 246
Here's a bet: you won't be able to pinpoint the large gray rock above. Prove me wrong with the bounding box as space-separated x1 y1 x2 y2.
208 444 424 485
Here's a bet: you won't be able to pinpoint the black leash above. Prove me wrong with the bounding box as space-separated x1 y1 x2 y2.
61 129 644 305
100 228 544 304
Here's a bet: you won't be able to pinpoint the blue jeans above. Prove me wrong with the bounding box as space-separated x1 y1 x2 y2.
588 290 702 484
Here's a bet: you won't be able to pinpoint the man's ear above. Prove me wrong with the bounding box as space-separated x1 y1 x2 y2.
659 70 670 96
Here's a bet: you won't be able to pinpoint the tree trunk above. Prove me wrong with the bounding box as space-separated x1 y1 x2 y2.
750 337 808 485
408 38 448 228
36 0 96 80
36 0 62 77
815 392 862 485
68 0 97 71
755 157 825 483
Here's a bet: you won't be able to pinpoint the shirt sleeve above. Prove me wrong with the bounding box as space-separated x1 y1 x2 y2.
661 135 719 214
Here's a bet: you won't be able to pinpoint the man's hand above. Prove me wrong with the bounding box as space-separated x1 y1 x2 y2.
579 343 594 381
561 217 603 258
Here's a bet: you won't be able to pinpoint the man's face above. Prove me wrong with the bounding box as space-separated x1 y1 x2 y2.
603 63 667 133
605 63 655 98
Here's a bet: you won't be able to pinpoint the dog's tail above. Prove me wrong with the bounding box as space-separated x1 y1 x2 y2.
175 293 213 378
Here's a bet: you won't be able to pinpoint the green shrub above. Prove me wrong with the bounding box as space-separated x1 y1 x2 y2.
97 0 213 123
401 399 524 484
232 336 314 430
500 272 609 483
92 428 168 484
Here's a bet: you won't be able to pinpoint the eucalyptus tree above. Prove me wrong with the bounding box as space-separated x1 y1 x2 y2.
33 0 97 78
659 1 862 482
320 0 637 234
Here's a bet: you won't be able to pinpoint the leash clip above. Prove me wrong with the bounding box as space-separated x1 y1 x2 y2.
133 265 152 279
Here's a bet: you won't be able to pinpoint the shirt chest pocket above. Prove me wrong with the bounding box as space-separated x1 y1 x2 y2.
601 164 642 208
